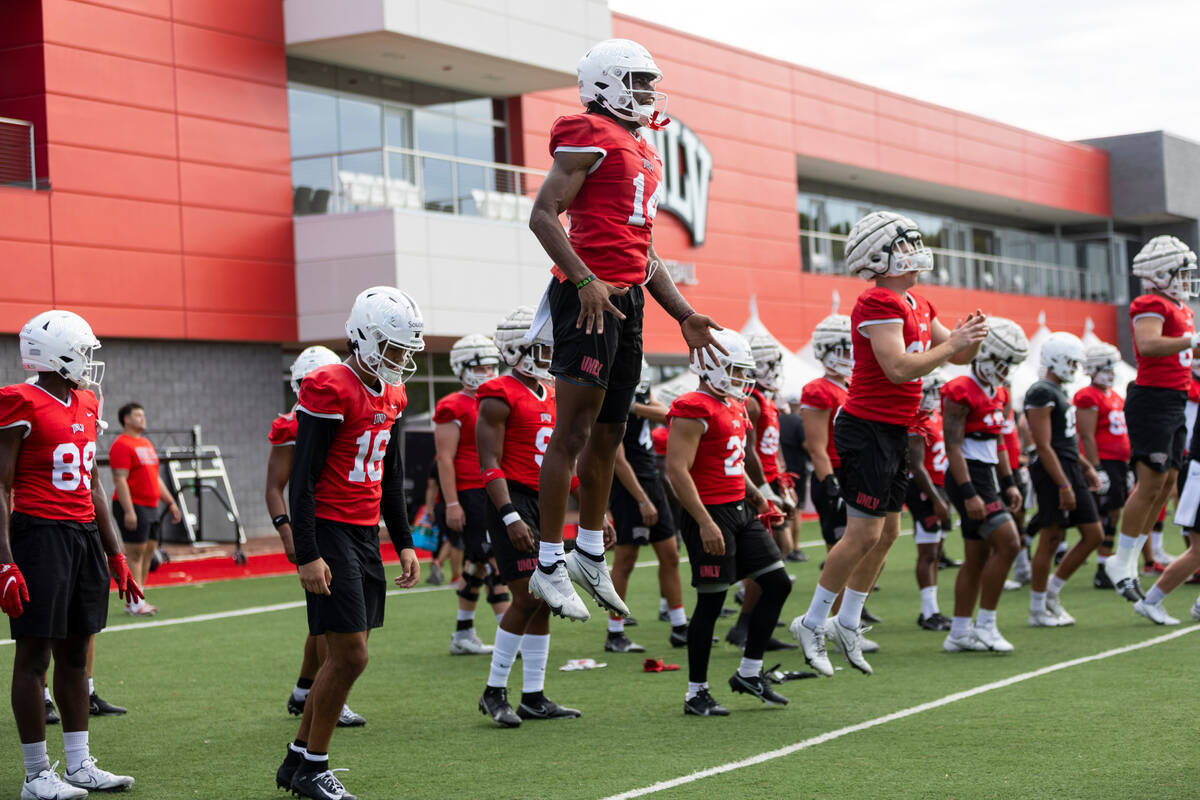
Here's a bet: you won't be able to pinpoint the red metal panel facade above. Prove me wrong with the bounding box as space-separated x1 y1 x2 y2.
0 0 295 342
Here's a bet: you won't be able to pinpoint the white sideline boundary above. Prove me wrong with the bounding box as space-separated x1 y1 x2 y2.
599 624 1200 800
0 531 901 647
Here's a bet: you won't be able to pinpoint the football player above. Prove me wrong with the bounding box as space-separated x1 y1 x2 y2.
527 38 723 622
1105 237 1199 599
667 330 792 716
605 360 688 652
1073 343 1131 589
940 320 1028 651
790 211 987 677
1025 333 1104 627
908 370 952 631
434 335 509 655
477 308 582 728
1 310 139 798
275 288 422 800
801 314 852 553
1001 397 1033 585
266 345 369 730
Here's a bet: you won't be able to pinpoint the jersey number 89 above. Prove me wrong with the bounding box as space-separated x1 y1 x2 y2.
52 442 96 491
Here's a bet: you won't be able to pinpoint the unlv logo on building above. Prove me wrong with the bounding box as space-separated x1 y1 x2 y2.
648 119 712 247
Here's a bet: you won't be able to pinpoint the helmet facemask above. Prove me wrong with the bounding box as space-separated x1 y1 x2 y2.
974 355 1015 390
885 231 934 275
459 361 498 391
1091 365 1115 389
817 340 853 379
358 338 420 387
515 343 553 382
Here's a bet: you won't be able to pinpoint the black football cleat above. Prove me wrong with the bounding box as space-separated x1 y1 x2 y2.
719 606 737 617
725 623 748 648
604 631 646 653
917 612 952 631
479 686 521 728
938 552 962 569
623 615 639 627
45 698 60 725
683 689 730 717
658 609 670 622
861 606 883 624
290 767 357 800
1114 577 1144 603
89 692 127 716
669 624 689 648
1094 564 1115 590
517 693 581 720
287 693 305 716
276 746 302 791
763 636 799 651
729 672 789 706
786 549 808 563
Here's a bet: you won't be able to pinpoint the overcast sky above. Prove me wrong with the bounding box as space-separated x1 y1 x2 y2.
608 0 1200 144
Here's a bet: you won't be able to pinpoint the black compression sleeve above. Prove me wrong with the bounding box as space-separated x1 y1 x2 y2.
290 412 339 566
380 420 412 555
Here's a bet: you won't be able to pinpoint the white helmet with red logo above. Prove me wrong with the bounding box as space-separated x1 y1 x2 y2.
345 286 425 386
20 310 104 388
690 329 756 399
577 39 668 129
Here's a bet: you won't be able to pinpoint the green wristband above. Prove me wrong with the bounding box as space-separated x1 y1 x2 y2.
576 275 596 289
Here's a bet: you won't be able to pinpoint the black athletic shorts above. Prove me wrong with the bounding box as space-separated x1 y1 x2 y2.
680 499 783 590
9 513 109 640
906 481 947 540
809 473 847 545
486 481 541 584
435 487 491 563
111 499 157 545
610 471 675 546
833 411 909 516
1029 457 1100 529
305 520 386 636
1126 384 1186 472
548 278 643 391
945 460 1013 541
1095 459 1129 514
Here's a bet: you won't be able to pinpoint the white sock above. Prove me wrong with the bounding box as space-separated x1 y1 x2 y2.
607 617 624 633
87 678 94 696
575 527 605 556
457 608 475 623
63 730 88 774
1145 584 1167 606
1151 531 1165 555
685 681 708 700
976 608 997 629
1055 540 1068 555
1014 548 1031 570
487 628 524 688
659 597 669 614
43 686 51 703
668 605 687 627
302 750 328 765
737 657 763 678
1048 575 1066 596
837 588 869 630
288 742 307 756
494 610 504 624
950 616 971 638
802 584 839 630
22 741 49 779
1030 590 1047 613
1097 553 1109 564
538 540 564 568
292 686 310 701
919 585 939 618
521 633 550 695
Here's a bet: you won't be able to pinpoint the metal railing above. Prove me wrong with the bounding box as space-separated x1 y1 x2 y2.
291 146 547 221
800 229 1114 302
0 117 35 189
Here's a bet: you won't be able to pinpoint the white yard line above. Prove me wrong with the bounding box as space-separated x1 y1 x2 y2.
599 624 1200 800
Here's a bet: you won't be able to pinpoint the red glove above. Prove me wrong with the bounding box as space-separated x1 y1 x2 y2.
107 554 144 605
0 563 29 618
909 410 937 447
757 502 787 529
775 472 798 491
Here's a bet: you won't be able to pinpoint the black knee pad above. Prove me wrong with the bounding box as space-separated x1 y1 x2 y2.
597 383 637 424
1102 516 1116 544
487 592 510 606
457 572 484 602
754 567 792 600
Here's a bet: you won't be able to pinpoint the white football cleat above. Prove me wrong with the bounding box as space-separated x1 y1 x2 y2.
449 630 494 655
21 763 88 800
1133 600 1180 626
1045 593 1075 626
529 561 590 621
565 549 630 617
828 618 873 675
1153 549 1176 566
788 616 832 677
971 623 1014 652
1028 608 1063 627
1192 597 1200 623
63 757 133 791
943 629 988 652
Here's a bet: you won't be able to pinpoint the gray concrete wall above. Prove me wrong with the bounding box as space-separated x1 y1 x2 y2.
1163 132 1200 224
1083 131 1167 221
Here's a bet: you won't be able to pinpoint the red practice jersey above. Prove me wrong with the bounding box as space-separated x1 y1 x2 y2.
1130 293 1194 391
297 364 407 526
750 388 781 482
651 425 668 456
1000 408 1021 470
432 390 485 491
922 410 948 487
268 411 297 446
668 390 749 505
942 376 1008 436
1073 385 1130 462
549 113 663 287
108 433 160 506
844 288 937 424
800 377 848 468
0 383 100 522
475 375 555 492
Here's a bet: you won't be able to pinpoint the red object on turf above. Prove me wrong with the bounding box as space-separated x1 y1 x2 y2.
642 658 680 673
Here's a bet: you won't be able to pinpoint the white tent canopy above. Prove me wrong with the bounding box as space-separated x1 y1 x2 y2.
1009 313 1134 410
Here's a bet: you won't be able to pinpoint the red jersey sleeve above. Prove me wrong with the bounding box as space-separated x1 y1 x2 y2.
475 378 513 407
941 377 970 408
855 288 907 329
108 436 133 469
297 366 346 420
433 393 467 426
1130 294 1168 322
549 114 605 159
268 414 297 446
1073 386 1100 410
801 380 833 409
667 394 710 425
0 386 31 437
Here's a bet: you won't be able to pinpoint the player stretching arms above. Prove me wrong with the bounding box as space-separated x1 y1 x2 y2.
276 288 422 800
790 211 987 677
1 311 140 799
667 330 792 716
527 38 722 621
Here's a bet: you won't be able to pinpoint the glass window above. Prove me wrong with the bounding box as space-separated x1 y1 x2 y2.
385 108 413 150
289 89 337 158
414 109 455 156
337 98 381 152
455 118 497 163
422 156 454 213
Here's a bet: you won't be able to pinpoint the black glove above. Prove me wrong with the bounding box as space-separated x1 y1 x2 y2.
820 474 844 516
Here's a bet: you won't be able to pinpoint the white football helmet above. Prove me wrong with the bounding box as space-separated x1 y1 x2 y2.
1132 235 1198 302
974 317 1029 388
921 369 947 414
345 286 425 386
450 334 501 390
1084 342 1120 389
1041 331 1085 383
747 333 783 392
690 329 755 399
20 310 104 388
495 306 552 381
811 314 853 378
289 346 341 394
844 211 934 279
577 38 668 129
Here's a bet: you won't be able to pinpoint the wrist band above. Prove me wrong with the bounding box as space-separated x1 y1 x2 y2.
446 501 460 508
957 481 978 499
272 514 290 529
499 502 516 517
1058 484 1072 491
576 275 596 289
999 474 1016 491
638 500 651 507
502 511 522 526
482 468 505 485
677 309 696 325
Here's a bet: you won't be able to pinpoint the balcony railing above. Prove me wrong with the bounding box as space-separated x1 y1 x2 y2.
0 117 35 189
291 146 547 222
